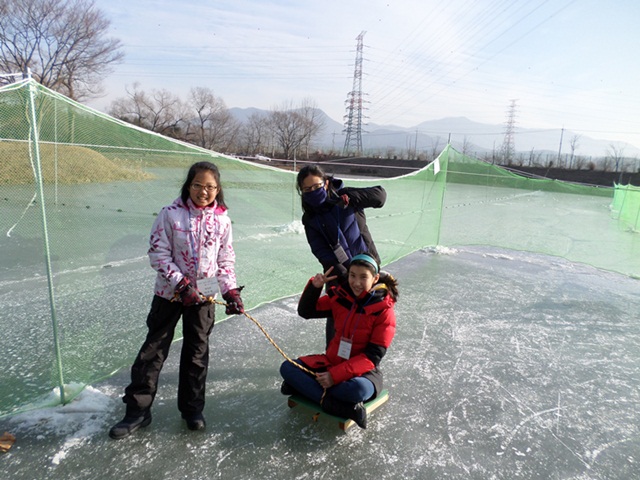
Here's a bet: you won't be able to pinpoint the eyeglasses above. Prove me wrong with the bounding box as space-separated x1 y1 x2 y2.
301 182 325 194
190 183 219 192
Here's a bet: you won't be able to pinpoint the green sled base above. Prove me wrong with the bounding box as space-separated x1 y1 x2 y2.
286 389 389 431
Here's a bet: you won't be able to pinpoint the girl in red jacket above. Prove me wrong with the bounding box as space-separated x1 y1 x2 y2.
280 253 398 429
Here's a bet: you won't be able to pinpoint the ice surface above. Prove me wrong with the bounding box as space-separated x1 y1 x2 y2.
2 247 639 479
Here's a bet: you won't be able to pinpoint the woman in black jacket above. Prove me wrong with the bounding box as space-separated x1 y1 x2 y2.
296 164 386 345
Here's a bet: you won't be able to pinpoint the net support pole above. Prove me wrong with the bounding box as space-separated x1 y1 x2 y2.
27 78 67 404
291 155 297 222
434 144 450 246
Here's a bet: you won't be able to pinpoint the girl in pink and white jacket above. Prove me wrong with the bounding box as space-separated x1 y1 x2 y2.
110 161 244 440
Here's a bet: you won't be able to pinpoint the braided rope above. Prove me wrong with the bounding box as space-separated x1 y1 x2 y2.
208 297 318 378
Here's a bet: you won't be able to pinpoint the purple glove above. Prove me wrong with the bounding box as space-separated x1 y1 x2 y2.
222 287 244 315
176 278 203 306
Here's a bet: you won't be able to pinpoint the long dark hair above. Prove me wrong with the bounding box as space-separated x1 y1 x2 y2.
296 164 336 212
180 161 227 208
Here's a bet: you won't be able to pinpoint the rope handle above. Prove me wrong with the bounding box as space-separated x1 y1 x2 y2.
206 297 318 378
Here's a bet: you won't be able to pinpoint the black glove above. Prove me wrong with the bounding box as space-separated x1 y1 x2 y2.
222 286 244 315
176 277 203 307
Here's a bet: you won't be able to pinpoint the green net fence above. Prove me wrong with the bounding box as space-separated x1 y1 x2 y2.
1 79 638 417
612 183 640 232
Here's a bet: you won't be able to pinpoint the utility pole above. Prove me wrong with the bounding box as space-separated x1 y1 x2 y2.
343 31 367 157
557 127 564 167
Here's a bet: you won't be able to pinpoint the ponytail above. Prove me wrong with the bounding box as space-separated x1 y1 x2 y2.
378 271 399 301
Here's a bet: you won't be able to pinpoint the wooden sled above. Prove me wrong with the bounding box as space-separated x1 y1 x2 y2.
287 389 389 431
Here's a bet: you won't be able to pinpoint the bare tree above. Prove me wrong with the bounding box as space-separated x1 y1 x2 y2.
490 141 498 165
109 83 187 139
384 147 397 159
606 143 626 172
241 112 270 155
569 134 581 169
528 148 542 167
429 138 441 161
186 86 240 152
187 87 220 148
268 99 324 159
297 98 324 159
0 0 124 100
513 152 524 167
461 136 471 156
108 83 148 126
574 155 586 170
268 108 302 159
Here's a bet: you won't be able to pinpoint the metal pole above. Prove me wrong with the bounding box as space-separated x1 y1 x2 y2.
434 145 449 247
557 127 564 167
292 152 297 223
54 99 58 205
27 75 67 404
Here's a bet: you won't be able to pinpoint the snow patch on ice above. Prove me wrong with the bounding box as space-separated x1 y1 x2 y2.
421 245 459 255
8 384 115 465
481 252 515 261
244 220 305 240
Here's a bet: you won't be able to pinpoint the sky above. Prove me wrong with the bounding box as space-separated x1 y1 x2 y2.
88 0 640 150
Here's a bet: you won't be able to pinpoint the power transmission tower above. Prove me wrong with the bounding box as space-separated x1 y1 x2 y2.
343 31 368 156
500 99 518 164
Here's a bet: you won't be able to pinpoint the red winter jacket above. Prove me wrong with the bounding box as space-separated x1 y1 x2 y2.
297 279 396 394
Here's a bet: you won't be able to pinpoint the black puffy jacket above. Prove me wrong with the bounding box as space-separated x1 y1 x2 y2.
302 178 386 279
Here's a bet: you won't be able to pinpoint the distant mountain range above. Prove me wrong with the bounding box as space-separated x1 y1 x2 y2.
229 107 640 160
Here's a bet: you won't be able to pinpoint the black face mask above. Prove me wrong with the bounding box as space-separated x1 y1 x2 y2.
303 187 327 207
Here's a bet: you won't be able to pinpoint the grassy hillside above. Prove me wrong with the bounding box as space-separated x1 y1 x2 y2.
0 142 154 184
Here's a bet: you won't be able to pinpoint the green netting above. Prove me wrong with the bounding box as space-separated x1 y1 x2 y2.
612 183 640 232
1 79 639 417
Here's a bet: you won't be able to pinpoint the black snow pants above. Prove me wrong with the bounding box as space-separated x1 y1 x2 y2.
123 295 216 416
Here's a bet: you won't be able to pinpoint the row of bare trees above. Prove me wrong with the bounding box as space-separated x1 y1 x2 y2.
477 146 637 172
1 1 325 158
0 0 123 101
108 83 325 159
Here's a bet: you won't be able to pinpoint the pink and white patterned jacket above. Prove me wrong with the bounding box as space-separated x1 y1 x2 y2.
148 197 238 301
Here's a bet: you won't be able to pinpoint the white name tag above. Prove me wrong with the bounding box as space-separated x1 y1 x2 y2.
337 337 352 359
333 244 349 264
197 277 219 297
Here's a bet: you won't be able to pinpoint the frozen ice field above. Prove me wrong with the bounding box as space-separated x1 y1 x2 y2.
2 246 639 479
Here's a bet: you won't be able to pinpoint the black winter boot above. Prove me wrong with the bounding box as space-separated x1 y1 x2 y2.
321 396 367 429
280 381 296 396
181 412 206 431
109 411 152 439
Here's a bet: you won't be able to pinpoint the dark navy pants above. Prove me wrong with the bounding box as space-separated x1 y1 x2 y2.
280 359 375 405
